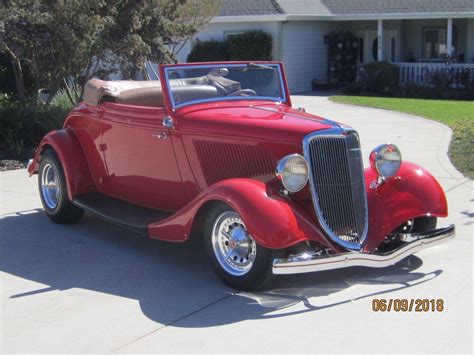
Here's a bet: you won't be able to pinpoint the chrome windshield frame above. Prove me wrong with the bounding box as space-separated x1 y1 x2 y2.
163 63 287 109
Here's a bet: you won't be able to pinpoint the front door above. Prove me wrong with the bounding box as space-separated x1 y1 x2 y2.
356 30 399 63
99 103 184 211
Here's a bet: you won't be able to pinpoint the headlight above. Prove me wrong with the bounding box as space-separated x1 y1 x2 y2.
275 154 309 192
369 143 402 178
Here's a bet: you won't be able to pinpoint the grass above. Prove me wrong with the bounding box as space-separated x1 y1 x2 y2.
330 96 474 179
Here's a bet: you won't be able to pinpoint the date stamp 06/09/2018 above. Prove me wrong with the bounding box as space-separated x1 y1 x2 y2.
372 299 445 312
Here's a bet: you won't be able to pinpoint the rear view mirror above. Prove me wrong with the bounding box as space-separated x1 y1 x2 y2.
209 68 229 77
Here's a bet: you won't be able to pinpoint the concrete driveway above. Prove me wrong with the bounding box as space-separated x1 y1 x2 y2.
1 95 472 353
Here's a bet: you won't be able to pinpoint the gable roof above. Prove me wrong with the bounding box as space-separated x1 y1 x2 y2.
218 0 474 20
328 0 474 15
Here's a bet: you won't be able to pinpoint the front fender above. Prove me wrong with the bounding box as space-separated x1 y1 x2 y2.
147 179 334 250
364 161 448 251
28 129 95 200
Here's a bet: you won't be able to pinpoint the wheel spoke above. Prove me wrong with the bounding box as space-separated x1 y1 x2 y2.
41 163 61 209
224 248 234 260
221 230 232 240
211 211 257 276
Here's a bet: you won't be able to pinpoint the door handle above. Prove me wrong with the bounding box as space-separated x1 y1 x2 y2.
152 132 168 139
163 116 174 129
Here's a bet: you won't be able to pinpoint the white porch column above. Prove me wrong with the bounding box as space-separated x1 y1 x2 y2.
377 19 383 61
447 18 453 56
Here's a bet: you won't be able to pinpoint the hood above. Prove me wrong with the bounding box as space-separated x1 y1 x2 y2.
177 102 340 144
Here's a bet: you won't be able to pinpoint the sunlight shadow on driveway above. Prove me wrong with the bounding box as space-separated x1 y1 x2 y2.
1 209 441 328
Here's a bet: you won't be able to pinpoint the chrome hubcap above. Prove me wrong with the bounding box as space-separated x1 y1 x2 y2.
41 163 60 209
211 211 257 276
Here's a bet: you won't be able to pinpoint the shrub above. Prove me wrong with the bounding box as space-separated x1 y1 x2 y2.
0 91 72 160
187 39 229 62
359 61 399 95
341 82 362 95
187 30 273 63
227 31 272 61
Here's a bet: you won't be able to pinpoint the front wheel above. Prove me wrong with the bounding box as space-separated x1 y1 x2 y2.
38 149 84 224
204 203 275 291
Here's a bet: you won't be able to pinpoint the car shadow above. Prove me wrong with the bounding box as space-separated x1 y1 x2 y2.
0 209 441 328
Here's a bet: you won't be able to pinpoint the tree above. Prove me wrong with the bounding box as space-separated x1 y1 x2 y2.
0 0 221 106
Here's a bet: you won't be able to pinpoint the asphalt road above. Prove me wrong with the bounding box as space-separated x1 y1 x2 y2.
1 95 472 353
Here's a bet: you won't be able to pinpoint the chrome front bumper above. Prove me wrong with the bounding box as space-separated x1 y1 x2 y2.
272 224 455 275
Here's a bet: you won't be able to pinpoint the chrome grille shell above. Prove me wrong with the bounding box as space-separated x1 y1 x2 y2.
303 128 368 251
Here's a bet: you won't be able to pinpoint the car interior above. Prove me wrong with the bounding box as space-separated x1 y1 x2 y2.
83 71 242 108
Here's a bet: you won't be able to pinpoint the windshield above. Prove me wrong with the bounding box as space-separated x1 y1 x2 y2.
163 63 286 109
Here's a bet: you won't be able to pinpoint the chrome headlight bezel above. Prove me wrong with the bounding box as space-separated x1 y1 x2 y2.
369 143 402 178
275 154 309 193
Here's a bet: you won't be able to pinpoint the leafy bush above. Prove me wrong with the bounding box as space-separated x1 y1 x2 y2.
359 61 399 95
227 31 272 61
187 30 273 62
397 83 442 99
341 82 363 95
0 91 72 160
187 39 229 62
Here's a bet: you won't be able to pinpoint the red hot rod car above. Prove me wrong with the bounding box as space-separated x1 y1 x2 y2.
28 62 454 290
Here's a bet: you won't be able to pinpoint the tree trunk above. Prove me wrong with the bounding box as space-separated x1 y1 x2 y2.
63 78 76 106
45 76 63 106
2 44 26 106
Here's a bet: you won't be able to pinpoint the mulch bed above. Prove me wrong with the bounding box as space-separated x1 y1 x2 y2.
0 160 27 171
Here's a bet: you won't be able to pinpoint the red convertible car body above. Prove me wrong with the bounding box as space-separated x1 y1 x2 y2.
28 61 454 290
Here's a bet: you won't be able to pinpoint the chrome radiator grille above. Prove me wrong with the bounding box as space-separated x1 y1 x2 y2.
303 129 368 250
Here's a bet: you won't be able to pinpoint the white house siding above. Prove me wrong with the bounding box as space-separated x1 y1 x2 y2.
176 21 281 63
282 21 331 93
467 18 474 63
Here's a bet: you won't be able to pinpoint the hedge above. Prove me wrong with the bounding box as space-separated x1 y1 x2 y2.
187 30 272 62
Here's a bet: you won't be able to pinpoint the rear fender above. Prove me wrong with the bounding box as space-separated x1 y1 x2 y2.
147 179 334 250
364 161 448 251
28 129 95 200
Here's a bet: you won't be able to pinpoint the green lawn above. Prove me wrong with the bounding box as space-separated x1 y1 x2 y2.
330 96 474 179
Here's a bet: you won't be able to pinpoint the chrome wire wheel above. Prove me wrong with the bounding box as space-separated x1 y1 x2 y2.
41 163 61 209
211 211 257 276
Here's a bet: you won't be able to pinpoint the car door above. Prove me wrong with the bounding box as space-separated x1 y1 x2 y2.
99 102 184 211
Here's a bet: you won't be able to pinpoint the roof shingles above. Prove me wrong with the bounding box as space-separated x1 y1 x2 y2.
219 0 474 16
220 0 284 16
321 0 474 14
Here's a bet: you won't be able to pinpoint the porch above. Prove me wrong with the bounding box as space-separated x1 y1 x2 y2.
328 16 474 86
396 62 474 87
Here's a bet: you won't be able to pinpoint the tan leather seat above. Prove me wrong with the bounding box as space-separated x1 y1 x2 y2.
83 78 163 107
115 87 164 107
83 74 241 108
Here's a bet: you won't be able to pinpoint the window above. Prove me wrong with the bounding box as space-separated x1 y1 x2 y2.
423 27 455 59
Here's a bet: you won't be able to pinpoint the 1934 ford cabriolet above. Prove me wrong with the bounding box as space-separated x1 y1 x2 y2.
28 61 455 290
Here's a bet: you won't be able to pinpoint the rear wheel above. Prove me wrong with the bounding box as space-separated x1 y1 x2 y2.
38 149 84 224
204 203 275 291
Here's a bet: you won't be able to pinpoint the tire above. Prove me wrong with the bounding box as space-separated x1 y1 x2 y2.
204 203 275 291
38 149 84 224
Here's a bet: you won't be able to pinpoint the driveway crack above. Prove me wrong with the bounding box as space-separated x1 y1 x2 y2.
108 292 236 353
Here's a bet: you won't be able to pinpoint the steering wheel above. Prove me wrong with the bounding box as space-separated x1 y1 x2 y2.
228 89 257 97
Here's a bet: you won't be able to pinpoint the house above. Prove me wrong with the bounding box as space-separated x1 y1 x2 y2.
176 0 474 93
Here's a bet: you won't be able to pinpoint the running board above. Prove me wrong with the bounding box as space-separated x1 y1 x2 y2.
72 192 171 236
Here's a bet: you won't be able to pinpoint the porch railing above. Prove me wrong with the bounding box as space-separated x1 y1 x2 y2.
396 62 474 88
